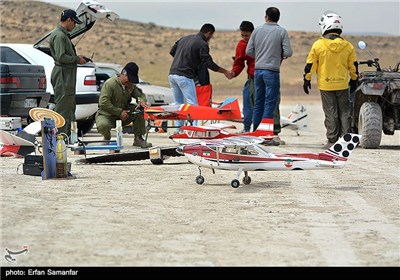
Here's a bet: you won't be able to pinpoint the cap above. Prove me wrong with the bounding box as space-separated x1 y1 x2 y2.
61 9 82 24
123 62 139 84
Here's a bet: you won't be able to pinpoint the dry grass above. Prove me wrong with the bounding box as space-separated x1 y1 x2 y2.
1 0 399 98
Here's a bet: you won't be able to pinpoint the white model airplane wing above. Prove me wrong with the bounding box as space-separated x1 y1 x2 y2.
23 121 42 135
202 135 265 147
0 130 35 146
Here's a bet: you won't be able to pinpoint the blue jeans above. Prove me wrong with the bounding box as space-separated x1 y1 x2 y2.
242 78 254 132
168 74 198 129
253 69 280 131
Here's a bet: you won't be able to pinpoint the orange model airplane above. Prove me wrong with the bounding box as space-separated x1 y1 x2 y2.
144 98 242 122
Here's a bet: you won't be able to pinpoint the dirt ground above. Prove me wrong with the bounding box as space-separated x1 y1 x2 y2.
1 98 399 267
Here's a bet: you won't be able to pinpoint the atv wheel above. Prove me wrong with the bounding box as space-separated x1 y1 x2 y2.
358 102 382 148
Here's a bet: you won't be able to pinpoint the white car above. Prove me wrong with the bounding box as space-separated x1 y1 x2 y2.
95 62 175 106
1 1 118 135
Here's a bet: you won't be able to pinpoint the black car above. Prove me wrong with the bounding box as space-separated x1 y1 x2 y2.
1 46 50 124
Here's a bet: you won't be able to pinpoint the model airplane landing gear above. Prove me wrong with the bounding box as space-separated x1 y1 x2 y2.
243 171 251 185
230 168 245 188
196 167 205 185
231 179 240 188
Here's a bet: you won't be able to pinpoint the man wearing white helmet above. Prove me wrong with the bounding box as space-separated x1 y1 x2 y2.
303 11 358 148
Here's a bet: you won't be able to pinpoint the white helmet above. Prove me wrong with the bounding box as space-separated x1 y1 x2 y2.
319 11 343 35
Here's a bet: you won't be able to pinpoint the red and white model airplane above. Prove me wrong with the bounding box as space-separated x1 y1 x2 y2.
178 133 361 188
170 119 275 144
144 97 242 122
169 104 308 144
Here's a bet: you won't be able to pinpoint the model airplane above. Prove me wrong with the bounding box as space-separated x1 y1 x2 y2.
169 104 308 144
169 118 275 144
279 104 308 135
0 130 36 157
178 133 361 188
144 97 242 122
0 108 65 157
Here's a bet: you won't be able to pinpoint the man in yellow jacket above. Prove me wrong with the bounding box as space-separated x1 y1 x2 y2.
303 11 358 147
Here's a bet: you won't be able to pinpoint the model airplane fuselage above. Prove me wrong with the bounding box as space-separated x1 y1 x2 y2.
170 104 308 144
144 98 242 122
279 104 308 135
170 119 275 144
179 133 361 188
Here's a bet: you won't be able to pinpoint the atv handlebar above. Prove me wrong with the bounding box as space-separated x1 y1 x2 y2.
358 58 381 71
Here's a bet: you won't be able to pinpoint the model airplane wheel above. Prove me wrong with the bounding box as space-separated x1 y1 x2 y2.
196 175 205 185
242 176 251 185
231 179 240 188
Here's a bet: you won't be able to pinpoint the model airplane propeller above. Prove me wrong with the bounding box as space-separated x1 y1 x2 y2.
178 133 362 188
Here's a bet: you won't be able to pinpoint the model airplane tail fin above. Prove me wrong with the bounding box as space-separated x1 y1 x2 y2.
218 98 242 120
282 104 308 131
252 118 274 137
319 133 362 162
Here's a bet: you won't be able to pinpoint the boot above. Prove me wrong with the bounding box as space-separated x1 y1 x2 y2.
133 135 152 148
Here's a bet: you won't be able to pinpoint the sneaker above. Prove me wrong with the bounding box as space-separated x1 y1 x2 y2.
133 135 152 148
276 137 285 145
263 138 281 146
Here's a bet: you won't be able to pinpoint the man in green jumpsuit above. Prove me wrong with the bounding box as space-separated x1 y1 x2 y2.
95 62 152 148
49 9 87 138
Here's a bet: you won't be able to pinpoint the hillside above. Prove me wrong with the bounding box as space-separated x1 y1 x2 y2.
1 0 399 97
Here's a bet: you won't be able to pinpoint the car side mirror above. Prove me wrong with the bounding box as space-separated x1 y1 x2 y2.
358 41 367 50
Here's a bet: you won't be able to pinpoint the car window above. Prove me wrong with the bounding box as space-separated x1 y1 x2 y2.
0 47 30 64
97 66 119 78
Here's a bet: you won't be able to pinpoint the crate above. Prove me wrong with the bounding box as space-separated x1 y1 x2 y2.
23 155 71 176
23 155 43 176
0 117 22 131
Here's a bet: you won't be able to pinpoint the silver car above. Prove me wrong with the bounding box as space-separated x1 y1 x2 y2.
95 62 175 106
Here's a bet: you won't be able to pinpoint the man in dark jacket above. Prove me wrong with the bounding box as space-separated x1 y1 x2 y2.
49 9 87 138
168 23 231 129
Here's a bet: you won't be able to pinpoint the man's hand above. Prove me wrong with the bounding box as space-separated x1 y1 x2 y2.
78 55 86 64
83 56 93 63
349 79 358 93
222 69 233 80
138 101 148 108
120 110 130 121
303 79 311 94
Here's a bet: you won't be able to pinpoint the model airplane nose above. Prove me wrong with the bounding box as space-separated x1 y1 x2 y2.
176 146 184 155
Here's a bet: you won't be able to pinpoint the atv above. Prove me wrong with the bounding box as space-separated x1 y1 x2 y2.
352 41 400 148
